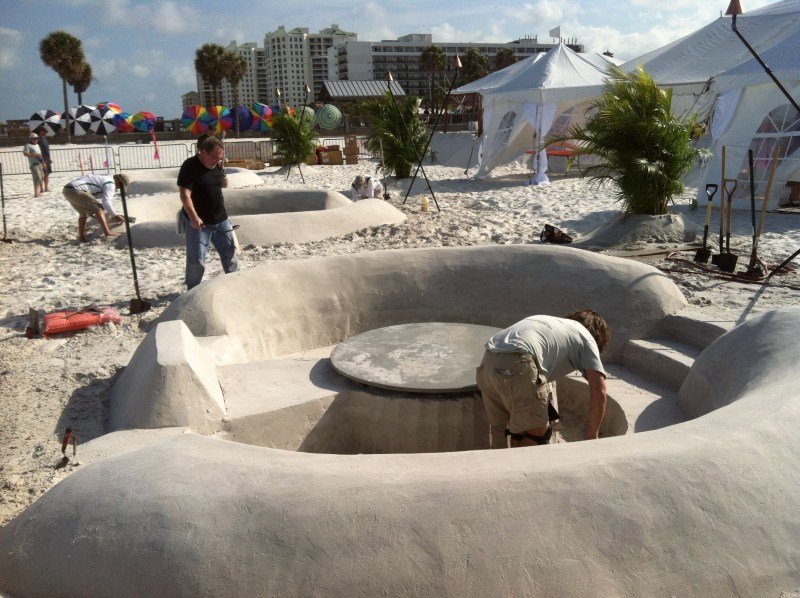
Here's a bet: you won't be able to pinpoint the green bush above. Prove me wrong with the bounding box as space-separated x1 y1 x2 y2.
271 109 318 165
558 65 709 216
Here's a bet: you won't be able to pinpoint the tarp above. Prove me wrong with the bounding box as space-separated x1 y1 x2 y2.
454 44 611 181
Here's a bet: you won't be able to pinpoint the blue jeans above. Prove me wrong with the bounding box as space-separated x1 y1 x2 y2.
184 214 239 289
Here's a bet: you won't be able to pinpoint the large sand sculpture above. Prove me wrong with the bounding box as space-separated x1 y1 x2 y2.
118 168 406 248
1 245 798 597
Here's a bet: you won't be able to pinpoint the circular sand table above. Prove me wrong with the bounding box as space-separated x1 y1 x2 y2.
1 246 798 597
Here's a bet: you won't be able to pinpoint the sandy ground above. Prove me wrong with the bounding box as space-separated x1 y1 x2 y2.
1 135 799 527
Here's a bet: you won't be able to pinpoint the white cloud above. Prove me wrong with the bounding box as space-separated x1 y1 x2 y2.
171 65 197 87
0 27 23 70
131 64 150 77
153 2 191 34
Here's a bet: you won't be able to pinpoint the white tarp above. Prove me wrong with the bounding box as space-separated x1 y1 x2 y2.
455 44 611 181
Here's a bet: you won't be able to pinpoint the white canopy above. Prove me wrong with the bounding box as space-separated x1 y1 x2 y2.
454 44 611 181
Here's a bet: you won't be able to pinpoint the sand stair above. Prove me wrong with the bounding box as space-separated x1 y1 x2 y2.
561 310 735 435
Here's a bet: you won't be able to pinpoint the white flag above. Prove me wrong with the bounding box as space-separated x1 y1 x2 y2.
549 26 561 39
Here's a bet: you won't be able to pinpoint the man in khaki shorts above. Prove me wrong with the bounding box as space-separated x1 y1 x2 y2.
62 173 130 242
476 309 610 448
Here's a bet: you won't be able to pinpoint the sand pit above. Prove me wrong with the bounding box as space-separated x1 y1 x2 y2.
3 245 798 597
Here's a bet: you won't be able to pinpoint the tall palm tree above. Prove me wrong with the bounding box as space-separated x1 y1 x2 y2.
461 48 489 83
222 51 248 136
495 48 517 71
557 65 709 216
70 62 93 105
420 45 446 112
194 43 227 106
39 30 85 143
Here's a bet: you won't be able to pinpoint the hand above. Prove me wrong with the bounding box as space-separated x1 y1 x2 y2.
191 216 203 230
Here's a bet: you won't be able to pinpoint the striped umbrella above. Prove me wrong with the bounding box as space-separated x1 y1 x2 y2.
89 106 118 135
112 111 135 133
96 101 122 114
205 105 233 135
181 105 209 135
251 103 273 132
61 105 94 136
316 104 342 130
297 106 317 127
27 109 62 136
130 111 157 132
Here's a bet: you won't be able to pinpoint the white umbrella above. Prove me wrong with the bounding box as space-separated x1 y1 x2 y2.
27 109 62 135
89 106 117 135
60 105 94 136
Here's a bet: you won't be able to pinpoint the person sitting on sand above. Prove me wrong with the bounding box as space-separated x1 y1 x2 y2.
350 175 384 201
62 173 130 242
476 309 610 448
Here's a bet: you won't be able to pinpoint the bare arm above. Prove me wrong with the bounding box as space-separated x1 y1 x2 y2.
179 187 203 230
585 369 607 440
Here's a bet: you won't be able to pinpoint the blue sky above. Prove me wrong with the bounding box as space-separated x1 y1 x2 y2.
0 0 773 122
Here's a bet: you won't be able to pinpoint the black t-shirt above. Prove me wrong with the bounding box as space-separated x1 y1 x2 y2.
177 155 228 224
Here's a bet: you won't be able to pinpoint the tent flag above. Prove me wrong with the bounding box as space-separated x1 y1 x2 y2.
549 26 561 39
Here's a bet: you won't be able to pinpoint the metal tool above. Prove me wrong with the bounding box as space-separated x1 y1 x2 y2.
118 180 152 314
694 183 718 262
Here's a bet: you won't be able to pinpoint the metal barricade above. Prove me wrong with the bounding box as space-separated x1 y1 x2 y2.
117 143 190 170
51 146 117 174
0 150 35 176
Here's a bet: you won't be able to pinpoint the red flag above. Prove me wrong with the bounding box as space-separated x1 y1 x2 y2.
150 129 160 160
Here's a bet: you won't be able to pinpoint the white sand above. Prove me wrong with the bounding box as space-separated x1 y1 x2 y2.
1 136 799 526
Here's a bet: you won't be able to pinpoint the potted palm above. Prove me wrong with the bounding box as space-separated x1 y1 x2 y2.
361 93 436 179
271 108 318 166
557 65 709 216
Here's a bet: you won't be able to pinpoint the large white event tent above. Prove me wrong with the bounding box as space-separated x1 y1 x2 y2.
622 0 800 206
454 44 612 183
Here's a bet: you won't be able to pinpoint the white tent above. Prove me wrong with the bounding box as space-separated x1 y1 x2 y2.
454 44 611 182
624 0 800 206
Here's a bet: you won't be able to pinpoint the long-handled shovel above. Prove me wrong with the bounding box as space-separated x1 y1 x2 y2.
118 181 151 314
745 147 780 277
0 162 11 244
712 147 728 266
717 176 739 273
694 183 718 262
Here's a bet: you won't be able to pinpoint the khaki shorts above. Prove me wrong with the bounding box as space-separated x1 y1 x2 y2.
30 164 44 186
63 185 103 218
476 350 551 434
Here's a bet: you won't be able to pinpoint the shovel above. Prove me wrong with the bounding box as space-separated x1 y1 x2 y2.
694 183 718 262
717 177 739 272
745 147 780 277
118 181 152 314
0 162 11 243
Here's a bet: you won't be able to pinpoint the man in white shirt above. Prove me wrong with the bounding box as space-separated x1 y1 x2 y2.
350 175 384 201
62 173 130 242
477 309 611 448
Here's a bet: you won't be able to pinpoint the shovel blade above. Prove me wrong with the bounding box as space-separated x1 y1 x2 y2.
130 298 152 315
717 252 738 273
694 248 711 263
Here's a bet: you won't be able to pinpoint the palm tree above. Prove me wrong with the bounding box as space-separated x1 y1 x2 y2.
39 31 85 143
222 51 248 136
70 62 93 105
194 43 227 106
557 65 709 216
461 48 490 83
271 110 318 165
361 93 436 179
495 48 517 71
420 45 446 112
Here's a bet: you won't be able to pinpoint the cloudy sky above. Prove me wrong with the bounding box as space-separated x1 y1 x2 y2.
0 0 771 122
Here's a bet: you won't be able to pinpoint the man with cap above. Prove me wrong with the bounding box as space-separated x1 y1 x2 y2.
37 128 52 192
350 175 384 201
22 133 44 198
62 173 130 242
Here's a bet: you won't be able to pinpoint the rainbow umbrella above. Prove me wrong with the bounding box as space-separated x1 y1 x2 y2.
316 104 342 130
181 105 208 135
205 105 233 135
96 101 122 114
112 111 135 133
130 111 156 132
231 105 254 132
28 109 62 136
251 103 273 131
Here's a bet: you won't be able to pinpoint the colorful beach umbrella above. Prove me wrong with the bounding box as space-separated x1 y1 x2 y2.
181 105 209 135
112 111 135 133
251 103 273 131
296 106 317 127
96 101 122 114
205 105 233 135
316 104 342 130
88 106 118 135
231 104 254 132
130 111 156 132
28 109 62 136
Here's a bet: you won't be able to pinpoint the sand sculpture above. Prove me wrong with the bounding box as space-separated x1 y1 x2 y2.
119 170 406 248
1 245 798 597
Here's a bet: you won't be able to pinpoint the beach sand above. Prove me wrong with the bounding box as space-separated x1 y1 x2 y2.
1 135 799 526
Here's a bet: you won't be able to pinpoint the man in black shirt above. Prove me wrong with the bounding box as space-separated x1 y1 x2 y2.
177 136 239 289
